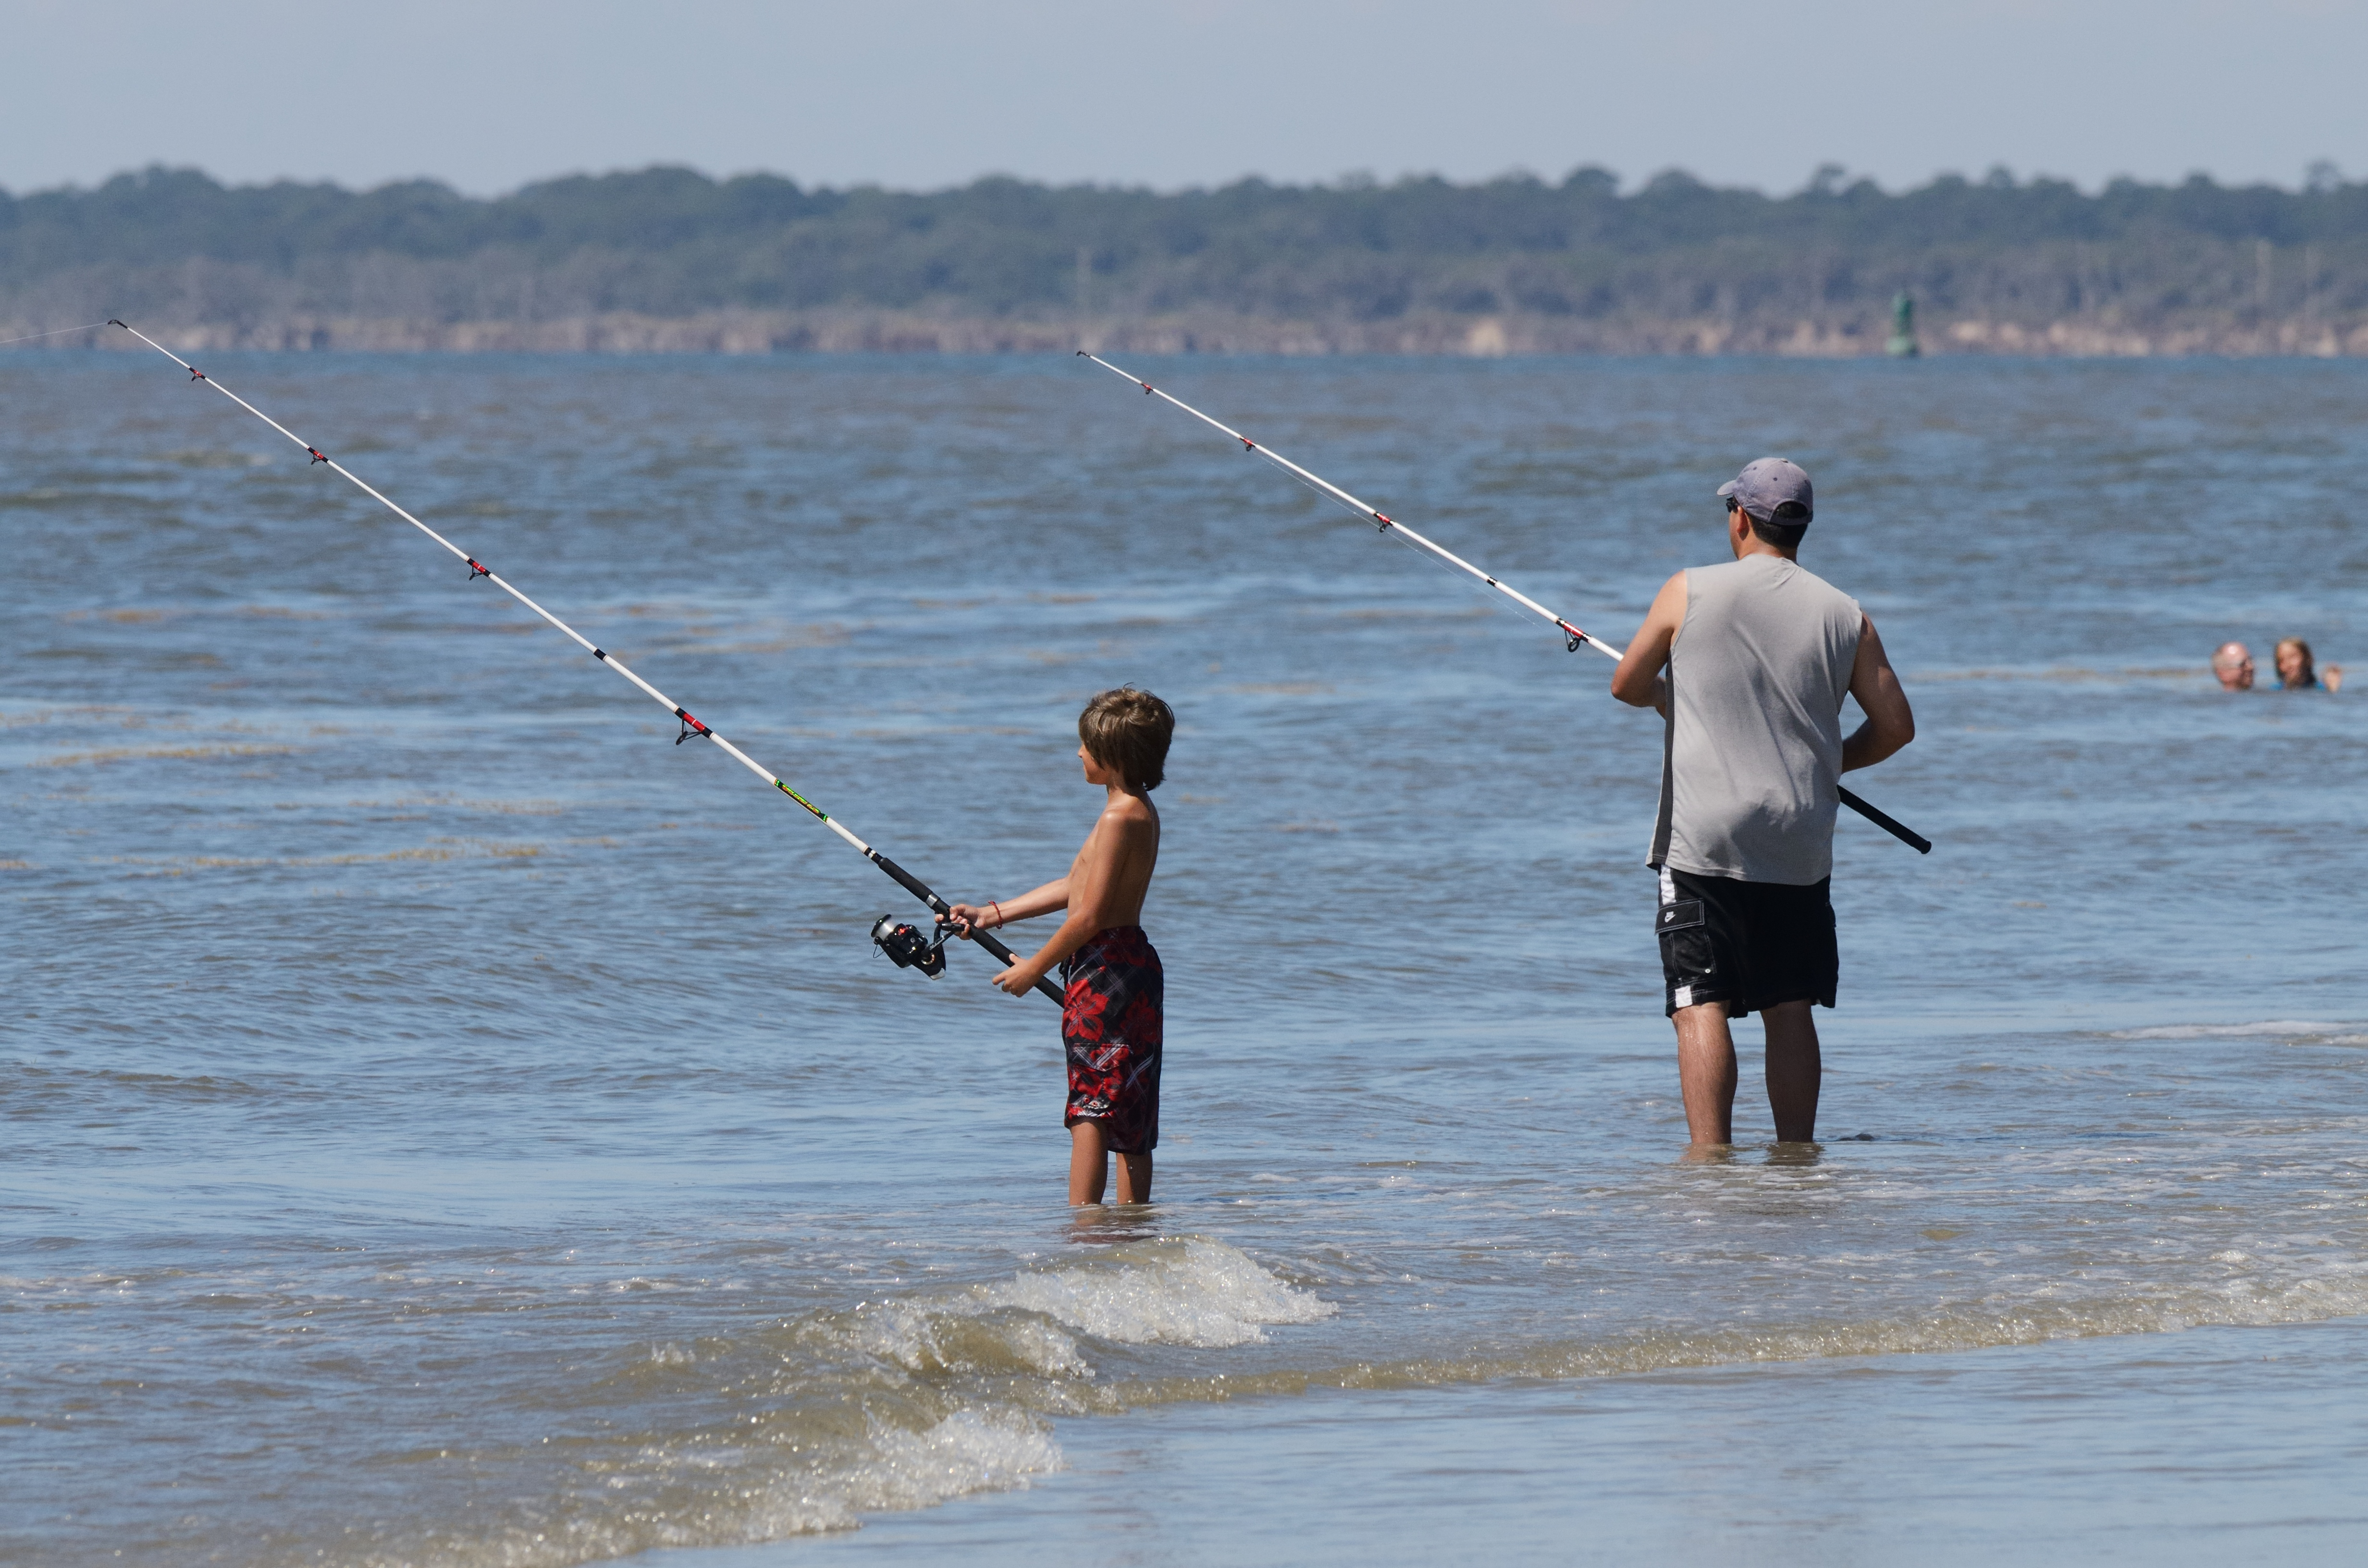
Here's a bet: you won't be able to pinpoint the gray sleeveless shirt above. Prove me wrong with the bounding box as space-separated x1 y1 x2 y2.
1649 554 1862 885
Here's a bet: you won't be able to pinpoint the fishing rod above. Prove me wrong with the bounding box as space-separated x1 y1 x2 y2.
1077 351 1931 856
108 319 1063 1002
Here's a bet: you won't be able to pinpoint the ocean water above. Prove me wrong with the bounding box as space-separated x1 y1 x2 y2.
2 349 2364 1565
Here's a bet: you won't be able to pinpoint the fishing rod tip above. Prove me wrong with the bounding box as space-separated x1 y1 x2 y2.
108 319 126 329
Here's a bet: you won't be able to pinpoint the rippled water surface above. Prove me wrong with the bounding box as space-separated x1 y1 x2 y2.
3 351 2365 1564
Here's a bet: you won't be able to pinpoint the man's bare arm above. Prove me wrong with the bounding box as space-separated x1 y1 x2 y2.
1841 614 1914 772
1611 572 1688 712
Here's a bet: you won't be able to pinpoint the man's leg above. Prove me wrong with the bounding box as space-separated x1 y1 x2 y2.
1068 1121 1109 1205
1673 1001 1738 1146
1762 1000 1821 1142
1111 1151 1153 1204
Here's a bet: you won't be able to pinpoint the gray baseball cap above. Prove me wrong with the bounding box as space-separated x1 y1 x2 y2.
1717 457 1814 525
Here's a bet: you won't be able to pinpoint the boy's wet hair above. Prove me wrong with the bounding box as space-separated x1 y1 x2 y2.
1079 686 1174 792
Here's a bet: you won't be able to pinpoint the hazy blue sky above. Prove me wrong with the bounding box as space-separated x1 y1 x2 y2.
7 0 2361 196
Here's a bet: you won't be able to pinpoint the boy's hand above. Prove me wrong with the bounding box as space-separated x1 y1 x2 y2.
991 959 1048 997
944 903 988 938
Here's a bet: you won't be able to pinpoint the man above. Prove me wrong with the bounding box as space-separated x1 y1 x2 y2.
2211 641 2256 691
1611 458 1915 1149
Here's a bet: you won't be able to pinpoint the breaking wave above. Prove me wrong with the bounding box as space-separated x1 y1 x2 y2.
312 1237 1335 1568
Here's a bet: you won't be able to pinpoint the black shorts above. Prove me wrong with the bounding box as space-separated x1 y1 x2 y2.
1655 868 1837 1018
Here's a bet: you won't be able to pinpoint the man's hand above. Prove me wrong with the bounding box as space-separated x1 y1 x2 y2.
991 958 1049 997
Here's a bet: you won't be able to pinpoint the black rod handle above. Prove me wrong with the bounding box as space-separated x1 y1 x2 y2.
1838 786 1931 855
868 850 940 908
963 926 1069 1004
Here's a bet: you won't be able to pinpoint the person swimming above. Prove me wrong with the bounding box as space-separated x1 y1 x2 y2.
2211 641 2256 691
2273 637 2343 693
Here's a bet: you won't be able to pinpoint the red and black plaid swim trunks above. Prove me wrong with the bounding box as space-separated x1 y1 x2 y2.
1060 924 1163 1154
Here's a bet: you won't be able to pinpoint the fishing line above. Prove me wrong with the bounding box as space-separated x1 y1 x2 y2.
0 322 111 347
1373 520 1516 627
1263 450 1513 628
1077 350 1931 855
106 318 1064 1001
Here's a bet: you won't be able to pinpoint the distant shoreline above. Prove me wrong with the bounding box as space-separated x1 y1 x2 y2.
12 168 2362 359
10 310 2365 358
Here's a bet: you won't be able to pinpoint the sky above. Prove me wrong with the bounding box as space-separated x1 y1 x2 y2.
5 0 2362 198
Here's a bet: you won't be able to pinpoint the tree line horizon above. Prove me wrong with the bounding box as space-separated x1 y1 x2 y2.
6 162 2363 354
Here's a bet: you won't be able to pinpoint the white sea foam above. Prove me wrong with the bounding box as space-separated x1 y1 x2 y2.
715 1410 1066 1541
968 1237 1337 1349
805 1238 1333 1394
841 1297 1094 1378
847 1409 1066 1512
408 1411 1064 1567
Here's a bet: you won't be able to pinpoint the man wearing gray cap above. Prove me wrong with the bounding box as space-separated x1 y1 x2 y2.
1611 459 1916 1149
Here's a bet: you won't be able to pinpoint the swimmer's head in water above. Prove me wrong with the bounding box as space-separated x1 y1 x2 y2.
2212 640 2256 691
2275 638 2317 689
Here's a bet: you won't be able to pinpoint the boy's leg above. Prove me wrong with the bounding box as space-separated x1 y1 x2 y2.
1111 1151 1153 1204
1762 1000 1821 1142
1068 1121 1109 1205
1673 1001 1738 1147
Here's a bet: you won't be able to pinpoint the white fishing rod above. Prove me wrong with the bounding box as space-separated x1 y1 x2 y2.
108 319 1065 1000
1077 350 1930 854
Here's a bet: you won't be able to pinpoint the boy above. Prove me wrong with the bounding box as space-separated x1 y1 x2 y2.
948 686 1172 1205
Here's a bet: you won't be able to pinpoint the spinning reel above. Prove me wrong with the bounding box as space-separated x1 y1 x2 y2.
870 914 949 978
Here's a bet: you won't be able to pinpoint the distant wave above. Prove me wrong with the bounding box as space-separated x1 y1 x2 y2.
2109 1020 2368 1042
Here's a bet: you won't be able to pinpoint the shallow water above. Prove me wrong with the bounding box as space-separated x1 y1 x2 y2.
762 1319 2368 1566
2 351 2364 1564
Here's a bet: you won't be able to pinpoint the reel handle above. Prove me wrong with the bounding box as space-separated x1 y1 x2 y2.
869 849 1066 1004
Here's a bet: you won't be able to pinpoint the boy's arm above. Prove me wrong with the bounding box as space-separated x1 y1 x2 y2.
947 876 1069 937
989 810 1145 996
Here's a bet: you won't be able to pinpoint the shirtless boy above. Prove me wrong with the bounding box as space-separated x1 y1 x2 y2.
949 687 1172 1205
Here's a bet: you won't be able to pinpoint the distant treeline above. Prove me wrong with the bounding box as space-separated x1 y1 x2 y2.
6 164 2367 355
